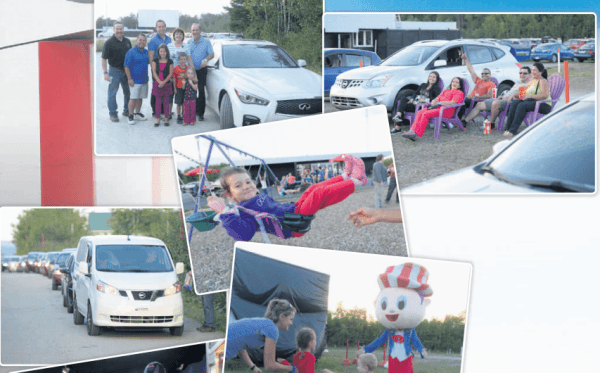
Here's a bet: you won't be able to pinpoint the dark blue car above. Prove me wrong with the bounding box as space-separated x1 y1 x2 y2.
324 48 381 97
531 43 574 63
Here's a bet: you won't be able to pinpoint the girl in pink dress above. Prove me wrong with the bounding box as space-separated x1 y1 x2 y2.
151 44 174 127
402 77 465 141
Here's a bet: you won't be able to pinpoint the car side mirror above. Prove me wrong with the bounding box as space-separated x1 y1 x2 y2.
297 59 307 67
79 261 89 276
434 60 447 67
175 262 185 275
207 58 218 69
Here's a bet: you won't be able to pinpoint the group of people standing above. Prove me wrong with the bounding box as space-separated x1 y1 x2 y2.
101 20 214 127
391 52 553 141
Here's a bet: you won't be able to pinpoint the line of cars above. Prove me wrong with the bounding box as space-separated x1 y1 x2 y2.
14 235 187 337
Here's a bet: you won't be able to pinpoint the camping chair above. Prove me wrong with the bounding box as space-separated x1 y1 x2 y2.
429 78 470 140
465 77 499 118
403 78 445 126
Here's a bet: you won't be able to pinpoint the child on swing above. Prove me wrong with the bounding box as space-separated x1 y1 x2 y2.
207 154 367 241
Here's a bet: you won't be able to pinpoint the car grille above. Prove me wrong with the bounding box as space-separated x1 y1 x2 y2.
335 79 364 89
110 315 174 324
118 290 165 301
330 96 362 108
276 99 322 115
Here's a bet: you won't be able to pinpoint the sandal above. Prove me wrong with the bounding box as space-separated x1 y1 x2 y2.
503 131 513 138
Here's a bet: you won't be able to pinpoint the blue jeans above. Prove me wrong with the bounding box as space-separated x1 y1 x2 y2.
202 294 215 328
374 181 384 208
107 66 130 116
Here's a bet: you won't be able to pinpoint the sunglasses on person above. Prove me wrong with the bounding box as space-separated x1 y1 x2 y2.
519 72 530 75
481 72 490 76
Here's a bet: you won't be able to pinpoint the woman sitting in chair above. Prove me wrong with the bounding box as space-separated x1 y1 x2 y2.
503 62 552 138
402 77 465 141
391 71 441 134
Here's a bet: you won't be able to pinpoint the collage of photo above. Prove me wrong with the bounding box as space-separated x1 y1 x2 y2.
0 1 598 373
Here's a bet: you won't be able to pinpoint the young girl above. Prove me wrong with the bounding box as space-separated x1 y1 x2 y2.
207 154 367 241
152 44 174 127
292 328 317 373
182 67 198 126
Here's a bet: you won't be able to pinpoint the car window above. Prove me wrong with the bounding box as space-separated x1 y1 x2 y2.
325 53 343 67
346 54 373 67
381 45 439 67
96 244 174 272
491 47 506 60
465 45 494 64
222 44 298 68
490 101 595 191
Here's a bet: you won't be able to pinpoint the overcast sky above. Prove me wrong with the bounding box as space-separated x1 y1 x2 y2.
234 242 472 322
95 0 230 19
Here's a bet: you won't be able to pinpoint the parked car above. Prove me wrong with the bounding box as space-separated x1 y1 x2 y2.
401 94 595 194
45 252 60 278
330 39 521 112
531 43 574 62
574 43 595 62
35 252 47 273
6 256 21 272
212 32 244 40
71 235 185 336
52 252 72 290
206 39 322 128
324 48 382 97
564 39 587 50
26 251 43 273
17 256 28 272
61 253 76 313
181 181 210 197
2 257 8 272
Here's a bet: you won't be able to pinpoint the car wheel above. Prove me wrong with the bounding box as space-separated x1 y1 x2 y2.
73 295 84 324
170 325 184 336
575 57 581 62
392 89 415 119
551 54 558 63
497 83 512 98
219 93 235 129
87 303 101 336
67 293 74 314
63 291 68 307
52 281 58 291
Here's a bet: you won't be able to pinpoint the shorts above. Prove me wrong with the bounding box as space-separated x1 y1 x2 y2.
484 99 508 111
130 83 148 99
174 88 185 105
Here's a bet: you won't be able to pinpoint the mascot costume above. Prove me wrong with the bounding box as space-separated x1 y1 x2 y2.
361 263 433 373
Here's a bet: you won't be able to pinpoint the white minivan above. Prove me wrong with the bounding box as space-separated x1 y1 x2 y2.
72 235 185 336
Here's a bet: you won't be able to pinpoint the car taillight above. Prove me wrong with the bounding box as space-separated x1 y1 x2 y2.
589 51 593 54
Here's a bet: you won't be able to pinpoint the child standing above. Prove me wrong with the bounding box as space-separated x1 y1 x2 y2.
182 67 198 126
151 43 174 127
207 154 367 241
292 328 317 373
323 353 377 373
172 52 189 125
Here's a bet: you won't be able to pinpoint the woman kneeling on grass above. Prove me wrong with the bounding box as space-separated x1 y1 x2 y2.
226 299 297 373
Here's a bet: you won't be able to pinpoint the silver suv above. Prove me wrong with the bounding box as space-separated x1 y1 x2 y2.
330 39 521 112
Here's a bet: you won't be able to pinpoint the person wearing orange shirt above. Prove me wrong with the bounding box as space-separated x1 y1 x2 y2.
457 53 496 126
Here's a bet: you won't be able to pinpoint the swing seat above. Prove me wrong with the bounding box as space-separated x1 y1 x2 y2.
281 213 315 233
186 210 220 232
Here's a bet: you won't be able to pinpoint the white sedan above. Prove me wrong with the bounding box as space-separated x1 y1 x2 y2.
206 39 322 128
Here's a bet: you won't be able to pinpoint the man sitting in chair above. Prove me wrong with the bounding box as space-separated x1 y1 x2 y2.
463 66 532 130
456 53 496 127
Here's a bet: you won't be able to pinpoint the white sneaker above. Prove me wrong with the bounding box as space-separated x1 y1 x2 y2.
127 115 135 125
134 112 146 121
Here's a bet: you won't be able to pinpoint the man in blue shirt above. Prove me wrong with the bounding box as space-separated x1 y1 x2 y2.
147 19 172 118
124 34 149 125
187 23 214 121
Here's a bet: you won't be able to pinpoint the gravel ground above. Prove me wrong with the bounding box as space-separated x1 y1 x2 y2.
326 61 595 190
187 184 406 293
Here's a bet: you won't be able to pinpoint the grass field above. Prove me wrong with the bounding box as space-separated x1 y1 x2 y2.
225 346 462 373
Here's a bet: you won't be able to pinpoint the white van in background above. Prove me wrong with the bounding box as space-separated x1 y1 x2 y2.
71 235 185 336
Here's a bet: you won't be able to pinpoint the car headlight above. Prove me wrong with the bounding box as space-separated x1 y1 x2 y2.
365 74 393 88
234 89 269 106
164 281 182 296
96 280 119 296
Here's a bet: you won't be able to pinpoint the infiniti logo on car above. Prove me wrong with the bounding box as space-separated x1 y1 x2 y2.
299 103 311 111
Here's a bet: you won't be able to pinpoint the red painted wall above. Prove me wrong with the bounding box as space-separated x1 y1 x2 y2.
39 40 94 205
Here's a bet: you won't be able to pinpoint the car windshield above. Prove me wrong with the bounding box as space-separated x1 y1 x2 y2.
96 244 173 272
222 44 298 68
57 253 70 266
488 101 595 192
380 46 438 66
9 257 19 262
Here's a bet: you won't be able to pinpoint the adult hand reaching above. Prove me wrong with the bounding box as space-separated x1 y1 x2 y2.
347 208 403 228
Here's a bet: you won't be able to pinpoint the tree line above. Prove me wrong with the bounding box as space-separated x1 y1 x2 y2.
401 14 595 42
96 12 231 33
326 302 466 354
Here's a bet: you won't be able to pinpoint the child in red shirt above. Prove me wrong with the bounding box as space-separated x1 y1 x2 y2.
172 53 189 125
293 328 317 373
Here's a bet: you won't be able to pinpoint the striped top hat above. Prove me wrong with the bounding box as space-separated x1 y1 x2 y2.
378 263 433 297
